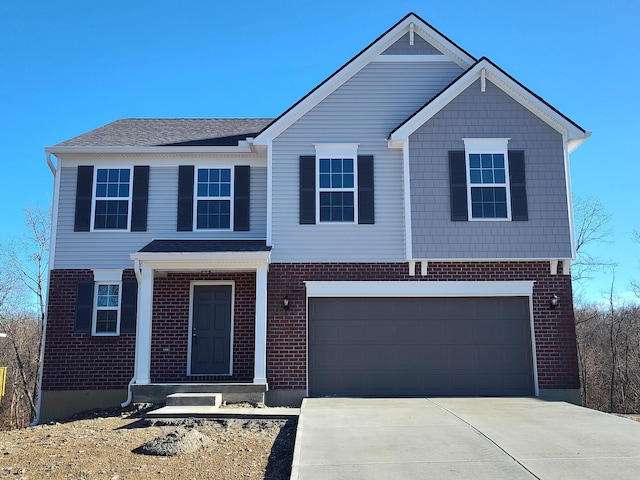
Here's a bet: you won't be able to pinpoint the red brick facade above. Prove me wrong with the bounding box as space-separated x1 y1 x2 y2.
43 261 579 394
266 261 580 391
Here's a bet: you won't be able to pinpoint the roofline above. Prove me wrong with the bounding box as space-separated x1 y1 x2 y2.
389 57 589 147
253 12 476 145
45 144 254 155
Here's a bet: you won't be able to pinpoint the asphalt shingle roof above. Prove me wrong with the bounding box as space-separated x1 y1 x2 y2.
138 240 272 253
56 118 274 147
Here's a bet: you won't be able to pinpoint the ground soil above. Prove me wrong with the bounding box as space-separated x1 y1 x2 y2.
0 407 296 479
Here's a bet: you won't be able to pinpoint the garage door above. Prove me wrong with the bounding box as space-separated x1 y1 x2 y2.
309 297 534 397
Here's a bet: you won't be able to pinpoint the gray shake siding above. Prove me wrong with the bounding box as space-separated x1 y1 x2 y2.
409 79 572 259
54 163 267 269
382 33 444 55
270 60 464 263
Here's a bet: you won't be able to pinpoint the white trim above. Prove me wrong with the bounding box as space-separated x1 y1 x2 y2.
48 154 61 269
372 55 453 63
266 139 273 246
187 281 235 377
90 166 133 232
549 260 559 275
92 268 124 282
389 59 589 147
193 166 234 232
563 133 577 260
253 14 474 145
402 140 413 260
305 280 534 297
134 266 154 384
130 251 271 272
57 154 266 168
463 138 512 221
253 265 268 384
46 145 254 155
408 257 574 263
315 144 359 224
92 281 122 336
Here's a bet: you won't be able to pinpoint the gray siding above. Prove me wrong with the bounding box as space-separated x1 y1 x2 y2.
382 33 444 55
54 164 267 269
271 61 464 262
409 79 572 259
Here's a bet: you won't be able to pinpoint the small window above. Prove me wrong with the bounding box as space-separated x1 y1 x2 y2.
315 144 359 223
463 139 511 221
93 168 131 230
93 283 121 335
195 168 232 229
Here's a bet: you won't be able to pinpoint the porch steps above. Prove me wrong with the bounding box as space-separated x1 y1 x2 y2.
166 392 222 407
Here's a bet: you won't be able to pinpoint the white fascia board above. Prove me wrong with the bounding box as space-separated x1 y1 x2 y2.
305 280 534 298
129 251 271 271
253 14 474 146
389 60 589 147
407 257 574 263
45 145 254 155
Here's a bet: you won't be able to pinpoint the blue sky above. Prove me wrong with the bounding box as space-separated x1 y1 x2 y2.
0 0 638 303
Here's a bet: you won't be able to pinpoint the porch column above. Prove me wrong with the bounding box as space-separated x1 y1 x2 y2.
134 266 154 384
253 265 268 384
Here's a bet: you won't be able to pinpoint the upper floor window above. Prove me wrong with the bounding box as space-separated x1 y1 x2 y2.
315 144 359 223
463 139 511 221
195 168 232 229
93 168 131 230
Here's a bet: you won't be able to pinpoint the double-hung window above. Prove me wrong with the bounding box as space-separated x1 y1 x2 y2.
93 283 121 336
316 144 358 223
463 138 511 220
93 168 131 230
195 168 232 229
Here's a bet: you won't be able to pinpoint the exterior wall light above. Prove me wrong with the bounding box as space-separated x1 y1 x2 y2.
283 296 290 311
550 294 559 309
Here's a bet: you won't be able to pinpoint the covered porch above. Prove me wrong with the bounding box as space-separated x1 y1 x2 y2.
128 240 271 404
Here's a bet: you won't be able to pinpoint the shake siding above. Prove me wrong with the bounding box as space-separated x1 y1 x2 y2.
54 165 267 269
270 61 464 263
409 79 572 259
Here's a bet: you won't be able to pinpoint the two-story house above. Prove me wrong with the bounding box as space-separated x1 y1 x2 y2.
37 13 589 422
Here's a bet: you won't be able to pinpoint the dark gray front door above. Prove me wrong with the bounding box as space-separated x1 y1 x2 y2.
191 284 232 375
309 297 534 397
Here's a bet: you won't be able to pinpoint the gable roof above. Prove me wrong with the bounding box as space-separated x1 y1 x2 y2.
54 118 273 147
253 12 475 145
388 57 590 152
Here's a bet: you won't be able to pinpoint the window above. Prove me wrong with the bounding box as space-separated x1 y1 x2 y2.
463 138 511 220
315 144 359 223
93 168 131 230
195 168 232 229
93 283 121 335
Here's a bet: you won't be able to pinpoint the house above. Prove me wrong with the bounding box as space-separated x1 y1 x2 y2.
37 12 590 422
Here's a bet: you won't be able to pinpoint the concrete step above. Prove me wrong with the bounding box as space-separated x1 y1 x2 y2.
166 392 222 407
145 406 300 419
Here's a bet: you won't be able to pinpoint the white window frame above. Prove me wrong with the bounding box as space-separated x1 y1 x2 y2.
92 282 122 336
314 143 359 224
193 166 234 231
462 138 511 221
90 166 133 232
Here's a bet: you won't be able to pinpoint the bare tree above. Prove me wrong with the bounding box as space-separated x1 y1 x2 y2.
573 196 613 283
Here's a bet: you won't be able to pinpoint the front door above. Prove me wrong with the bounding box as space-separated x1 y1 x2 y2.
190 284 233 375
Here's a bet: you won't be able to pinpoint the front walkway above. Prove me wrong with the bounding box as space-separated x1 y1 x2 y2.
291 397 640 480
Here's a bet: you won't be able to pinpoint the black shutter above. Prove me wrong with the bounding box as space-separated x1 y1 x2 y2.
74 166 94 232
120 281 138 334
177 165 194 231
74 281 94 334
131 166 149 232
299 156 316 224
449 151 468 221
509 151 528 221
234 165 250 231
357 155 374 224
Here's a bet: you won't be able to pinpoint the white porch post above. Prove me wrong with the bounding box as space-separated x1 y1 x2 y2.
134 266 154 384
253 265 268 384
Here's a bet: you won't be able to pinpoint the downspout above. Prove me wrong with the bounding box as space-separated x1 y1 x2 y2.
121 259 142 408
32 152 57 425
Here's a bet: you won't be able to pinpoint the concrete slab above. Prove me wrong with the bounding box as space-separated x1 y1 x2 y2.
291 398 640 480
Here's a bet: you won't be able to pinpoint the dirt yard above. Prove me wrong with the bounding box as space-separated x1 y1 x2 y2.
0 409 296 479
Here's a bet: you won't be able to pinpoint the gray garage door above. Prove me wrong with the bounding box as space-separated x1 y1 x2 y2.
309 297 534 397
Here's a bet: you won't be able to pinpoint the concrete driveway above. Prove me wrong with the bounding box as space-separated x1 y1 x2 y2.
290 397 640 479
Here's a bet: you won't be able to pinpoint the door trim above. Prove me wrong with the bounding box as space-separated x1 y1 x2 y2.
187 281 235 376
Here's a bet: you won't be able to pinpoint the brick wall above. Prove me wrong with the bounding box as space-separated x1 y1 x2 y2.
42 269 137 390
150 272 256 383
266 261 579 391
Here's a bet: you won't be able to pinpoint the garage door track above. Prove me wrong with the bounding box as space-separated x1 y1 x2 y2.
290 397 640 479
